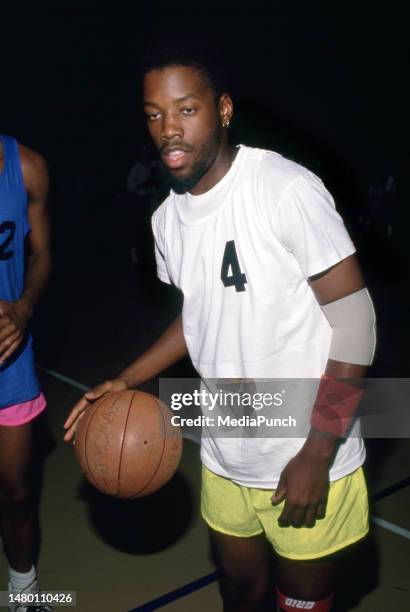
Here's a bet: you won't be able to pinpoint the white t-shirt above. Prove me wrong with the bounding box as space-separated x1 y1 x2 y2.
152 145 365 487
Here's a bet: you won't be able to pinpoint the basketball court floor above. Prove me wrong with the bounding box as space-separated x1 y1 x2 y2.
1 252 409 611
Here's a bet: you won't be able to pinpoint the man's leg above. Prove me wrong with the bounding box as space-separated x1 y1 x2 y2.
255 468 368 611
0 421 39 572
276 555 335 611
210 528 274 612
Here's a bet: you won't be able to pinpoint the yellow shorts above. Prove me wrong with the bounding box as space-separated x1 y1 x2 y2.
201 465 369 560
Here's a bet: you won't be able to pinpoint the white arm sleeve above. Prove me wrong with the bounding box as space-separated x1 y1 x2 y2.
322 288 377 365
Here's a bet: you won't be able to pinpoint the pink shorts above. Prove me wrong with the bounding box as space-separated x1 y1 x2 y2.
0 393 46 427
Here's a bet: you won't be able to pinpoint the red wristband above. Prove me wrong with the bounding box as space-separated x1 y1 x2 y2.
310 375 364 438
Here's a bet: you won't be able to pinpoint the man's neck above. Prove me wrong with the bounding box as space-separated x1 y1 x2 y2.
190 144 237 196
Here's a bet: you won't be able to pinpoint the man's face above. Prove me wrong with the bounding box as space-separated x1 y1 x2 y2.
143 65 226 192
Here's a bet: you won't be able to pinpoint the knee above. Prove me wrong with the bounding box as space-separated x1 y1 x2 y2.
0 480 33 512
219 567 270 607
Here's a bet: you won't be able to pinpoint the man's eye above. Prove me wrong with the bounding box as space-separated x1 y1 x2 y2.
181 108 196 115
147 112 160 121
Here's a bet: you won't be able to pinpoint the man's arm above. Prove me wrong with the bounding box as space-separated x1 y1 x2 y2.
272 254 375 527
20 145 51 315
63 314 187 441
116 315 187 388
0 145 51 364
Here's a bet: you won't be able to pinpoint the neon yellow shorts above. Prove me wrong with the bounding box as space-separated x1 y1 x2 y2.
201 465 369 560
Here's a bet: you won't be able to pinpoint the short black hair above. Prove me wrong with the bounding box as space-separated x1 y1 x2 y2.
139 36 230 100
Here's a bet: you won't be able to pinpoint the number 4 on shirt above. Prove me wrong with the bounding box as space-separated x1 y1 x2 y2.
220 240 247 292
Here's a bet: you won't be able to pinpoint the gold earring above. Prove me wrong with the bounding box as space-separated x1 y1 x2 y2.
222 119 230 128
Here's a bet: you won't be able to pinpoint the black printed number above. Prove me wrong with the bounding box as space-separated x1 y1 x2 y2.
220 240 247 292
0 222 16 261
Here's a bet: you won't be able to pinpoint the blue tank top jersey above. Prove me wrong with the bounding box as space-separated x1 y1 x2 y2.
0 135 40 409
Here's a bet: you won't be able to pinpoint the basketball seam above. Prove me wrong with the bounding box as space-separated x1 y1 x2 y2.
116 391 134 498
132 398 167 497
85 392 125 496
83 402 100 490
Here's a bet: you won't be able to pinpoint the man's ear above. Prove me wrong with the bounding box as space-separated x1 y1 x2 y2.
219 93 234 127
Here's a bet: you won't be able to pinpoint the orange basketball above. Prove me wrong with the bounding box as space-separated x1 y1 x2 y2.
74 390 182 498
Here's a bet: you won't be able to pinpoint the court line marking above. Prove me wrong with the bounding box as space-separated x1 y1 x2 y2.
128 571 219 612
372 475 410 503
38 366 90 392
40 366 410 609
371 516 410 540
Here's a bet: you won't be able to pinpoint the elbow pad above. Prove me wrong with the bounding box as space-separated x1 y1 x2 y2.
322 288 376 365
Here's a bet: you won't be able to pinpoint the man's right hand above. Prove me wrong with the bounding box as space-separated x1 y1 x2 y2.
63 379 128 443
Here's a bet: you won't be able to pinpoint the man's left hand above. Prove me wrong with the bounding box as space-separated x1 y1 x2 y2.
271 449 330 528
0 299 31 364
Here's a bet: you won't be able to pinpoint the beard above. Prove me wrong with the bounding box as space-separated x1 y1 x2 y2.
160 123 223 194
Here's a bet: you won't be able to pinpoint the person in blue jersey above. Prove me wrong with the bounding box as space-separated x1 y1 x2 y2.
0 135 52 612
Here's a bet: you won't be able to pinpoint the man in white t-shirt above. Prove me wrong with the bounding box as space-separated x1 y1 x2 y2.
65 38 376 612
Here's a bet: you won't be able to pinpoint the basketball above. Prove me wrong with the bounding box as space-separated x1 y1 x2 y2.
74 390 182 498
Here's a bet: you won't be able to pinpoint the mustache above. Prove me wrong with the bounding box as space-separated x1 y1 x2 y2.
160 142 192 154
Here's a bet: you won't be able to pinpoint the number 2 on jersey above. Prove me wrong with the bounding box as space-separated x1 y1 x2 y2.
0 221 16 260
220 240 247 292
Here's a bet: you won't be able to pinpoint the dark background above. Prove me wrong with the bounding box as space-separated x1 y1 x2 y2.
1 1 409 376
2 2 409 244
1 7 409 607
